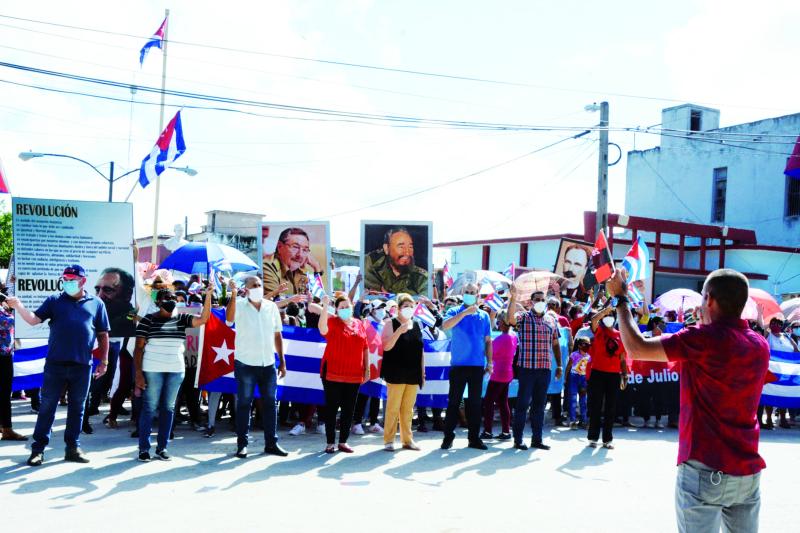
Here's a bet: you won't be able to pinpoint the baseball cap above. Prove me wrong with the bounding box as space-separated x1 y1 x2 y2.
385 300 398 310
368 300 387 312
62 264 86 278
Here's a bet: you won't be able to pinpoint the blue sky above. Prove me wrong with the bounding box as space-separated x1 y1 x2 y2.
1 0 797 253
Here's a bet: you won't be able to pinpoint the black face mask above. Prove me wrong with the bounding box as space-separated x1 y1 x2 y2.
160 300 177 314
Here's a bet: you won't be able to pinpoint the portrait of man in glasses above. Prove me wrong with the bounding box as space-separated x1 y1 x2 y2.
94 267 136 337
263 227 324 296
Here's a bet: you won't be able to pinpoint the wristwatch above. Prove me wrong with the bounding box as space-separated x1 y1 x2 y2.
612 296 629 307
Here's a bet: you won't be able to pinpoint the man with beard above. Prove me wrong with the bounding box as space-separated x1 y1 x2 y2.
85 268 137 431
364 227 428 296
263 227 324 296
560 245 590 301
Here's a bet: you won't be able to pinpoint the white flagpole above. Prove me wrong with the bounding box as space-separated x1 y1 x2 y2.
150 8 170 264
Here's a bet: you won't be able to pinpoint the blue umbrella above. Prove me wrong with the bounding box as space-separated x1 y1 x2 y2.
159 241 258 274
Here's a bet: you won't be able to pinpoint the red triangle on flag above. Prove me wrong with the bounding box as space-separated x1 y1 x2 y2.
0 157 10 194
198 312 236 387
784 134 800 179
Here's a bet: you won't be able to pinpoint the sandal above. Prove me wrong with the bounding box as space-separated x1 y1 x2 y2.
337 443 354 453
1 429 28 441
602 442 614 449
402 442 421 451
324 444 335 454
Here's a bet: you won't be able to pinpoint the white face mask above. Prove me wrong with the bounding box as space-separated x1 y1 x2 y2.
372 309 386 321
533 301 546 315
248 288 262 302
400 307 414 320
602 316 616 328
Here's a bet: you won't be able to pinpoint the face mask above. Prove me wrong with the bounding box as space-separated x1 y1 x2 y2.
248 288 262 302
337 308 353 320
532 301 546 314
463 294 477 306
769 326 782 335
176 302 187 308
150 291 158 302
400 307 414 319
602 316 616 328
160 300 177 314
372 309 386 321
793 328 800 336
63 280 81 296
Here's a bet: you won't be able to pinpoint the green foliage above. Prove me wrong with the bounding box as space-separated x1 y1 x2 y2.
0 201 10 268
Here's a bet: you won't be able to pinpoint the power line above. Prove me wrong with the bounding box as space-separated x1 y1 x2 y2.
311 130 591 219
0 12 794 114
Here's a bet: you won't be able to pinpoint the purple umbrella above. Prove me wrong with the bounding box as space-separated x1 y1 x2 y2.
653 288 702 313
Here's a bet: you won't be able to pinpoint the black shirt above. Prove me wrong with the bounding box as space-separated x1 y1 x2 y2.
381 318 424 385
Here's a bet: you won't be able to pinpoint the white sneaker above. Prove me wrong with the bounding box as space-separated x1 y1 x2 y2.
352 423 365 435
369 423 383 433
316 423 326 435
384 442 395 452
289 423 305 436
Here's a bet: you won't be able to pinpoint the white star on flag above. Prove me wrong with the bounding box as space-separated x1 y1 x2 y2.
212 339 235 365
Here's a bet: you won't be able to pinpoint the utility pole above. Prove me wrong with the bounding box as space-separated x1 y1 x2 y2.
596 101 609 237
108 161 115 202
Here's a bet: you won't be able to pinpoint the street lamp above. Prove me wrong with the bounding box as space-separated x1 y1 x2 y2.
18 151 197 202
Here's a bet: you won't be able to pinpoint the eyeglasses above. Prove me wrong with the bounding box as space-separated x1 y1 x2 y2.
285 244 311 254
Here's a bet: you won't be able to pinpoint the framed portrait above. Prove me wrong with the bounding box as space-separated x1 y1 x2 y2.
360 221 432 297
258 221 331 296
553 238 594 302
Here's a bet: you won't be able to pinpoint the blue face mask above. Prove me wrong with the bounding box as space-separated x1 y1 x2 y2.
794 327 800 336
463 294 477 306
337 308 353 320
63 280 81 296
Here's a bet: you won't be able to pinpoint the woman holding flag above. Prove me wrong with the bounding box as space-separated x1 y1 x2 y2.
319 294 370 453
380 293 425 451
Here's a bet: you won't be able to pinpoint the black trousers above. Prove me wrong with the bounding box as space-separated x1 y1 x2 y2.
587 369 619 443
322 380 360 445
443 365 484 442
87 343 120 413
0 356 12 428
615 383 635 422
354 392 381 425
548 392 563 422
176 366 202 424
638 380 666 421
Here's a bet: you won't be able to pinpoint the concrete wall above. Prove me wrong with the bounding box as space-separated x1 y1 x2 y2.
626 106 800 247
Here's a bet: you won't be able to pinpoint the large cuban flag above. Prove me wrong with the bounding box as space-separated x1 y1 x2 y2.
139 110 186 189
139 17 167 66
761 350 800 409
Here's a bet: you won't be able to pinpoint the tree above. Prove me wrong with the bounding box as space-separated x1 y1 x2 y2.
0 200 11 268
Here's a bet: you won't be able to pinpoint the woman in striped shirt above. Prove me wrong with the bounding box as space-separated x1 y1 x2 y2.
134 286 212 461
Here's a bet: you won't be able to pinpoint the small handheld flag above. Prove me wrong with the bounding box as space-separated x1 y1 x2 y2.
621 235 650 282
140 17 168 66
413 303 437 327
588 230 615 284
307 273 326 299
442 261 454 289
483 292 505 313
502 262 515 280
139 110 186 189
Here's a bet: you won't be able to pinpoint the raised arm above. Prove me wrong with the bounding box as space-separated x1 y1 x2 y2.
607 271 668 362
191 284 215 327
318 295 330 336
225 279 237 323
6 297 43 326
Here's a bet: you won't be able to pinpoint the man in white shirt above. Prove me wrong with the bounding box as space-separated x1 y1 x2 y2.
226 276 287 458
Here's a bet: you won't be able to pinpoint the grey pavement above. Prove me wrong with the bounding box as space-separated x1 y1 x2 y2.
1 401 798 533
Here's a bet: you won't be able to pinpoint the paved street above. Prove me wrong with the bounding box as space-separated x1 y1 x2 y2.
1 401 797 533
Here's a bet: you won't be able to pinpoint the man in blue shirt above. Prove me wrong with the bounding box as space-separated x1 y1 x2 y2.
440 283 492 450
8 265 110 466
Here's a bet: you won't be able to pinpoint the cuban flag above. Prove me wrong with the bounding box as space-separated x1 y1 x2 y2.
503 262 515 280
413 303 437 327
139 110 186 189
628 282 644 308
785 135 800 180
442 261 454 289
307 273 326 299
0 156 10 194
139 17 167 66
483 292 505 313
761 350 800 409
622 235 650 282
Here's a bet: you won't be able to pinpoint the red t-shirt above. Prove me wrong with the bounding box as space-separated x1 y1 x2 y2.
321 317 368 383
588 325 626 374
661 318 770 475
569 316 585 337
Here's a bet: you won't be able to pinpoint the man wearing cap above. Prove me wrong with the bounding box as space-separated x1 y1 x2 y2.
7 265 110 466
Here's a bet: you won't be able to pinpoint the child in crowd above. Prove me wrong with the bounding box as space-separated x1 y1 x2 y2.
565 338 591 429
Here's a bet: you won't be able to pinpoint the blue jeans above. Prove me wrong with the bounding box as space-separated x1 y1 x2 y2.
568 374 588 423
32 363 92 454
138 371 184 453
676 460 761 533
512 368 551 444
234 360 278 449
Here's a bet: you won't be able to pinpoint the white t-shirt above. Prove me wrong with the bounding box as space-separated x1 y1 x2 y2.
233 297 283 367
136 313 193 373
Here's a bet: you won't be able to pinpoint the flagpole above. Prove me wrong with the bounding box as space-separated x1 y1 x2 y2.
150 8 170 264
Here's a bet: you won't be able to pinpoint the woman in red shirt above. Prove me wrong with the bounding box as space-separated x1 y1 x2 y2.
319 294 369 454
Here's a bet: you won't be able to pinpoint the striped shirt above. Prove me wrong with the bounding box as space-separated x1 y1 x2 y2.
515 311 557 369
136 313 193 373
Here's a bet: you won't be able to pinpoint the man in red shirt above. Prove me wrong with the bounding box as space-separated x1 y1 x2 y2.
607 268 770 533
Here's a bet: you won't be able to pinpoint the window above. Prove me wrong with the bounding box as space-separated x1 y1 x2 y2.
787 176 800 218
690 109 702 132
712 167 727 223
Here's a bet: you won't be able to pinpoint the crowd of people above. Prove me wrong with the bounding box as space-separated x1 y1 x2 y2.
1 265 797 464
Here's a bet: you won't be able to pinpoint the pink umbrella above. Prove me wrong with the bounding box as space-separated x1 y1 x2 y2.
780 297 800 319
748 288 783 322
653 289 702 313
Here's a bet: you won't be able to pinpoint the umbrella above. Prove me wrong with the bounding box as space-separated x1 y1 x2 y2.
747 288 784 322
511 271 564 299
448 270 512 295
780 297 800 319
653 289 702 313
159 241 258 274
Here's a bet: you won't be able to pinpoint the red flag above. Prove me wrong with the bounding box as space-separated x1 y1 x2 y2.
197 312 236 387
0 157 10 194
589 231 615 284
784 134 800 179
